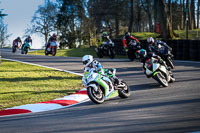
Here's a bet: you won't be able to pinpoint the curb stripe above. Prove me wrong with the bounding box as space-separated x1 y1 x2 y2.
0 109 32 116
73 90 87 95
38 100 78 106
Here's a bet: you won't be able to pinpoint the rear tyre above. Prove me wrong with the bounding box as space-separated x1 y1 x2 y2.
153 72 168 87
118 81 131 98
87 86 104 104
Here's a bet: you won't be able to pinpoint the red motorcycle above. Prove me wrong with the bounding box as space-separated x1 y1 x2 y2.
45 41 57 56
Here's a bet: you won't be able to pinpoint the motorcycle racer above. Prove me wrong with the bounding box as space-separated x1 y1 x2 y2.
45 33 57 51
82 55 119 85
122 32 140 48
13 37 22 48
21 35 32 50
146 37 172 54
136 49 168 78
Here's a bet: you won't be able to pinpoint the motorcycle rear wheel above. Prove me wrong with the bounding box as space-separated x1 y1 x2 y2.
118 81 131 98
153 72 168 87
87 86 104 104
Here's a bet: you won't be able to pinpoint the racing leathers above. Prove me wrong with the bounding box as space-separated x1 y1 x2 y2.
13 38 22 48
147 40 172 55
84 60 120 86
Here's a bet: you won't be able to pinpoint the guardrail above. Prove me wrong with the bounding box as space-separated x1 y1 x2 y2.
112 39 200 61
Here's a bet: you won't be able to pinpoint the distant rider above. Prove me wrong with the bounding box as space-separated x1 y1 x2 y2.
146 37 172 55
136 49 168 78
122 32 140 49
82 55 119 85
98 32 114 48
21 35 32 50
13 37 22 48
46 33 57 50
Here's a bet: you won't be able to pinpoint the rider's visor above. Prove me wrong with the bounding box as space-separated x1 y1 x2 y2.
83 60 88 65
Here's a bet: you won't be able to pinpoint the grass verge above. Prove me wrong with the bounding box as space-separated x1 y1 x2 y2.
0 60 82 111
29 47 127 58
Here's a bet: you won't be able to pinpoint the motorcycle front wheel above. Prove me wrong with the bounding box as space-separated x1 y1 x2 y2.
167 56 174 69
118 81 131 98
12 47 16 53
24 48 28 54
153 71 168 87
108 49 115 59
97 51 103 58
87 86 104 104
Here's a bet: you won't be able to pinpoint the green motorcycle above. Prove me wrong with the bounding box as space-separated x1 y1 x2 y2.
82 68 131 104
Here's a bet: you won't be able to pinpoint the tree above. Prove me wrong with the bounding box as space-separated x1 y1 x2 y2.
0 18 10 48
57 0 86 48
27 1 57 43
197 0 200 29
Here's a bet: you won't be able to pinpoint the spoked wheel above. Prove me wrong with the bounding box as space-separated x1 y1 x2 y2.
153 72 168 87
87 86 104 104
118 81 131 98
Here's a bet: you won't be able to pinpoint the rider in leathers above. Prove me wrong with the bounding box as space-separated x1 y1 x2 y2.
136 49 168 78
146 37 172 55
82 55 119 86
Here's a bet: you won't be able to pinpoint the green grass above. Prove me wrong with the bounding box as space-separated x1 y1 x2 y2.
174 29 200 40
0 60 82 111
29 47 127 58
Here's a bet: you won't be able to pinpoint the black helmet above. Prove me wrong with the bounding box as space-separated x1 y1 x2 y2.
125 32 130 38
17 37 21 40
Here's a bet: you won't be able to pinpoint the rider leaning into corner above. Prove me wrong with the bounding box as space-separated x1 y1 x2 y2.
13 37 22 48
146 37 172 54
122 32 140 49
45 33 57 51
97 32 113 48
136 49 169 78
21 35 32 50
82 55 120 86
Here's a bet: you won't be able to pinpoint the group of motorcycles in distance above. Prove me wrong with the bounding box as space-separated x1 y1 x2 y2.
12 40 58 56
12 42 31 54
95 39 175 87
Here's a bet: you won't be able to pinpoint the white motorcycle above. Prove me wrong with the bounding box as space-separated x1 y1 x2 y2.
144 57 175 87
82 69 130 104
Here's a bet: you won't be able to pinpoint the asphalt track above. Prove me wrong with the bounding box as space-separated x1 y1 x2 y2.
0 49 200 133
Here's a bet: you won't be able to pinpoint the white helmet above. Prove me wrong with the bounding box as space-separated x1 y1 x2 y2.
82 55 93 67
147 37 154 45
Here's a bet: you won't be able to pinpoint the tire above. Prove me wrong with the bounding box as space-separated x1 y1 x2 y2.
87 86 104 104
12 47 16 53
167 56 174 69
127 50 134 61
153 72 168 87
97 51 103 58
24 48 28 54
118 81 131 98
109 49 115 59
169 74 175 83
52 50 56 56
45 50 49 56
